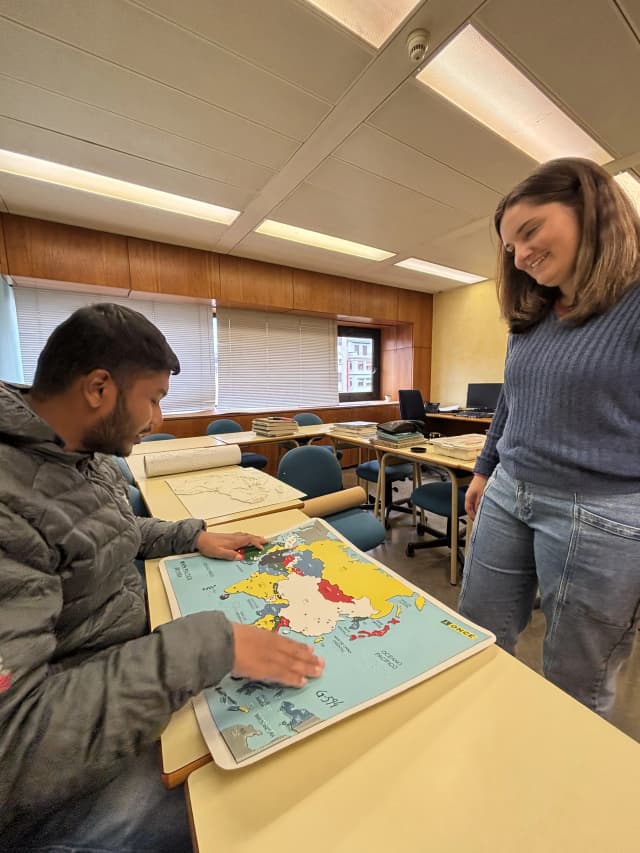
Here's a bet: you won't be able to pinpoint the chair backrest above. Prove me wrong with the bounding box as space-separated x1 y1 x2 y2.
206 419 242 435
113 456 134 484
141 432 176 442
293 412 323 426
398 389 427 422
278 445 343 498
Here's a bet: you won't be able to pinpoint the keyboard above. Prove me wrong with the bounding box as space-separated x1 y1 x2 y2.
454 409 494 418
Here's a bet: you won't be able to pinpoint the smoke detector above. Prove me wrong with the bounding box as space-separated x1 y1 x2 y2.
407 28 430 64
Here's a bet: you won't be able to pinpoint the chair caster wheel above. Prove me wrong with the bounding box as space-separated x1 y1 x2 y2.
406 544 415 557
417 523 426 536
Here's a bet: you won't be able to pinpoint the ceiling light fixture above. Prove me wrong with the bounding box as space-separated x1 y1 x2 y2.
417 25 611 165
395 257 486 283
255 219 395 261
0 149 241 225
304 0 421 48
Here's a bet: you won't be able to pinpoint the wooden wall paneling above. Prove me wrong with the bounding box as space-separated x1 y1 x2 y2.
218 256 293 310
292 268 349 316
349 280 398 322
397 290 433 347
128 238 218 298
3 215 130 288
379 326 397 402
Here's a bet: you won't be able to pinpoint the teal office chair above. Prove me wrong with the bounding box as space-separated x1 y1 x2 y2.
293 412 342 460
141 432 176 442
113 456 134 484
205 419 268 470
405 481 468 571
278 445 385 551
355 457 414 528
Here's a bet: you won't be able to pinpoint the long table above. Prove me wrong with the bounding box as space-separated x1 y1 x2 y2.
185 646 640 851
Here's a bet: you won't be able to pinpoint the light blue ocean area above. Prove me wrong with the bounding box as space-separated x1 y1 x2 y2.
162 521 493 762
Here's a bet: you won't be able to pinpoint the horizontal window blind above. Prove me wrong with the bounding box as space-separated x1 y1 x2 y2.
12 286 215 414
217 308 339 410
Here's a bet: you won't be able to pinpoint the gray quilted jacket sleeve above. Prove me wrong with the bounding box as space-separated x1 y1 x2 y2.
0 504 233 830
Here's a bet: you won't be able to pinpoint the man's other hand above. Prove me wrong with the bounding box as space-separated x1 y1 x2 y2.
231 623 325 688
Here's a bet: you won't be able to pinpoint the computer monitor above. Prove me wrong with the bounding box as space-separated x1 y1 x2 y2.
466 382 502 411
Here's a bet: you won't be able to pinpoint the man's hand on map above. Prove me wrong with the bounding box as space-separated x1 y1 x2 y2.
196 530 268 561
231 623 325 688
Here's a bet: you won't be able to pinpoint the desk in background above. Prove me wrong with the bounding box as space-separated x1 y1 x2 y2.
377 446 475 585
145 508 311 787
186 645 640 852
426 412 492 436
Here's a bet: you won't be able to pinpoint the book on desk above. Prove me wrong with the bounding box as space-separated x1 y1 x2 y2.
159 517 494 770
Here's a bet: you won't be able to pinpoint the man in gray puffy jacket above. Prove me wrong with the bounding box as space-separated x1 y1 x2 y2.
0 303 324 851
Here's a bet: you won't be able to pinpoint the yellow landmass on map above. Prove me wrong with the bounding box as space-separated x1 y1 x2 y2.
297 540 413 619
255 613 277 631
415 596 425 610
225 572 288 604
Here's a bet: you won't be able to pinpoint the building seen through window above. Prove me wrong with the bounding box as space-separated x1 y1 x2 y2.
337 326 380 402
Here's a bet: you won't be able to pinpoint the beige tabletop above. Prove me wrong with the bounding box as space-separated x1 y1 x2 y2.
214 423 328 446
145 508 310 787
186 646 640 852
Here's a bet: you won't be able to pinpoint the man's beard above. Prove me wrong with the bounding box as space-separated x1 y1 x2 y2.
82 391 140 457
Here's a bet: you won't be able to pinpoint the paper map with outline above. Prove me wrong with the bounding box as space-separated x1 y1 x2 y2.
160 518 495 768
167 467 304 519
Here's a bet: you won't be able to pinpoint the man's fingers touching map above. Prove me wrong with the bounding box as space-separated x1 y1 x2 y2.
231 623 325 688
196 530 268 561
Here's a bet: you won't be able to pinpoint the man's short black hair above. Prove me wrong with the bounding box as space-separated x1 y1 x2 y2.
31 303 180 398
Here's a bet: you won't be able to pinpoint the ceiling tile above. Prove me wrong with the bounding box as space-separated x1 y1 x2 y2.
0 117 254 212
0 19 299 168
370 80 537 191
336 125 501 216
134 0 374 102
272 159 474 254
0 1 329 139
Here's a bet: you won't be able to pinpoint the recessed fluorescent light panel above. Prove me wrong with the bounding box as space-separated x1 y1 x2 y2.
0 149 240 225
255 219 395 261
615 171 640 215
304 0 421 48
395 257 486 284
417 25 611 165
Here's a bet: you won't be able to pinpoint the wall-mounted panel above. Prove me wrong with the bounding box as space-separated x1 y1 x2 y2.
397 290 433 348
128 238 218 299
219 256 293 311
3 214 130 288
350 280 398 323
292 268 350 315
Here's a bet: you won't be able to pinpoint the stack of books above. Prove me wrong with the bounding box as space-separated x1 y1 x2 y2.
373 427 424 449
329 421 378 439
429 433 485 460
251 416 299 437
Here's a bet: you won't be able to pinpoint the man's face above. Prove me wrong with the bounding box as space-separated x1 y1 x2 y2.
82 370 170 457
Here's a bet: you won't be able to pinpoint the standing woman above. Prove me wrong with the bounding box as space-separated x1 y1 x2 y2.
458 157 640 719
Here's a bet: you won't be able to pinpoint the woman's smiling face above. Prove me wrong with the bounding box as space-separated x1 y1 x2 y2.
500 200 581 298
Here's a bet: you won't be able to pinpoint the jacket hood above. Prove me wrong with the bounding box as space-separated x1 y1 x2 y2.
0 381 71 458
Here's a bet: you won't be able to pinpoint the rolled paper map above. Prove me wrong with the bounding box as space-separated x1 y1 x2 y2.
143 444 242 477
302 486 367 518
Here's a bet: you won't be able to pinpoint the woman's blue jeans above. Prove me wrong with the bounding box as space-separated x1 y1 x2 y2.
458 465 640 719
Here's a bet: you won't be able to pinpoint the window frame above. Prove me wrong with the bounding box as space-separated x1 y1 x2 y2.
337 325 380 402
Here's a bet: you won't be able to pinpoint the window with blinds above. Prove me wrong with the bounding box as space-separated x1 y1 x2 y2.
12 286 216 414
216 308 339 410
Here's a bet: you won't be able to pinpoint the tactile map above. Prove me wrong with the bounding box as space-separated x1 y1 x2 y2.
160 518 494 768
